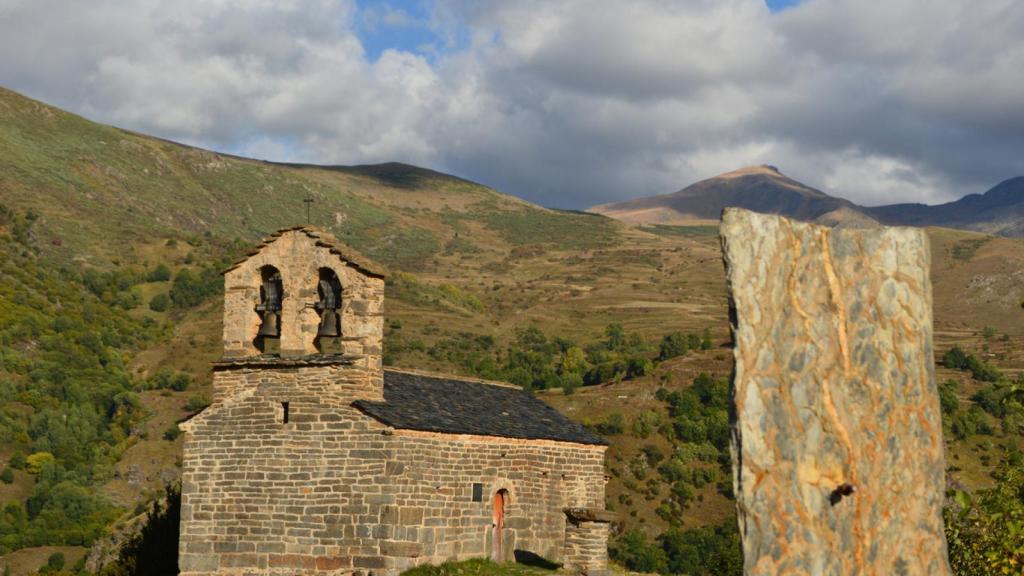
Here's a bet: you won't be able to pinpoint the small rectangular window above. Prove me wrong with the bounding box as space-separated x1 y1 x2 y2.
281 402 290 424
472 483 483 502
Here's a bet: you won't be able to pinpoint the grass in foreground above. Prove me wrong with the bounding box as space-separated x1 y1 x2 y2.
400 559 556 576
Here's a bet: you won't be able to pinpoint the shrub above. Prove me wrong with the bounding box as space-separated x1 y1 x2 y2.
951 408 993 440
146 369 191 391
8 452 25 470
184 395 211 412
641 445 665 466
169 374 191 392
971 386 1007 418
632 410 661 439
26 452 56 475
943 346 1002 382
0 468 13 484
594 413 625 436
147 264 172 282
148 293 170 312
701 327 713 350
561 372 582 396
163 425 181 441
46 552 65 571
938 380 960 417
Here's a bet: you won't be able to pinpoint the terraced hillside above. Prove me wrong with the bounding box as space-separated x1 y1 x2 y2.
0 86 1022 574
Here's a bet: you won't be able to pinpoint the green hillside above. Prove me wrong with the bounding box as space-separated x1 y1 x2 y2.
0 86 1022 574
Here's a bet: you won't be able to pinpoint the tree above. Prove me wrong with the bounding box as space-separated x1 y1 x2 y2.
946 459 1024 573
561 372 582 396
938 380 960 417
943 346 968 369
686 333 702 350
559 346 587 376
169 270 202 307
658 332 688 360
107 484 181 576
611 530 668 574
626 357 653 378
605 323 625 351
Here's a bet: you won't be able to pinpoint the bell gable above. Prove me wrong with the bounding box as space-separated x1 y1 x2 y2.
220 226 386 360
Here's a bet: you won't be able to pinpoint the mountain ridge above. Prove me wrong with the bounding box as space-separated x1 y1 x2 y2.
590 166 1024 237
589 164 859 225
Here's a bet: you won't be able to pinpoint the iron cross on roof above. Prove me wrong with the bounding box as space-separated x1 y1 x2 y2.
302 197 314 224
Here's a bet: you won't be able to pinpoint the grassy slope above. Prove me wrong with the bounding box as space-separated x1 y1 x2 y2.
0 86 1022 562
0 545 87 576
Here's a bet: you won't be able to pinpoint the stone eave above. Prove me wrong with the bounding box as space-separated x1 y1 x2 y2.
212 353 365 371
564 507 618 523
379 426 610 449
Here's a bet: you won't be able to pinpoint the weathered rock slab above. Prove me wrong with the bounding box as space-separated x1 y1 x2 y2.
720 208 950 575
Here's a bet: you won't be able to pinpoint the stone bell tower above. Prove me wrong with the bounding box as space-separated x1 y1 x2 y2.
214 226 387 402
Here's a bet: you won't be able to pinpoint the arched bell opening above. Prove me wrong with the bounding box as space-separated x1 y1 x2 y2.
254 265 283 355
314 267 343 354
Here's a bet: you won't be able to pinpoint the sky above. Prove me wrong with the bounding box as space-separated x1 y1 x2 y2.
1 0 1022 209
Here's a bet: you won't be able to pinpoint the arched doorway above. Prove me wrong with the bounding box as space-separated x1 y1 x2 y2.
492 489 508 562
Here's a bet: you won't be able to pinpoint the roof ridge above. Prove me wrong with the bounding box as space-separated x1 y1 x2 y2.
221 226 388 277
383 367 520 389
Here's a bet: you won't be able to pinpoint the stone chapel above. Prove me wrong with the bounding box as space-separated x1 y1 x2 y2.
178 226 612 576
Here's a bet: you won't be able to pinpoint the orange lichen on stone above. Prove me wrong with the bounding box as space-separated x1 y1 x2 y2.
721 208 951 576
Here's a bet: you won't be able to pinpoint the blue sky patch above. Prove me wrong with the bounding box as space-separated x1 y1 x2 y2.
765 0 802 13
355 0 445 61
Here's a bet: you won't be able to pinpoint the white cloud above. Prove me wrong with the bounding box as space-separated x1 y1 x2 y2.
0 0 1021 208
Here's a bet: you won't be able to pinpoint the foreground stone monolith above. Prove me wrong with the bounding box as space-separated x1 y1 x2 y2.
720 208 950 575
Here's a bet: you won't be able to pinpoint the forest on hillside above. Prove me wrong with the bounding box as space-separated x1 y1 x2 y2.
1 200 1023 575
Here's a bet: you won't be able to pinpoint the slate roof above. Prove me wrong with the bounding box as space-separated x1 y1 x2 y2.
353 370 607 446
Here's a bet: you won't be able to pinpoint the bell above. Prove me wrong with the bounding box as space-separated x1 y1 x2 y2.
257 310 280 337
317 310 339 337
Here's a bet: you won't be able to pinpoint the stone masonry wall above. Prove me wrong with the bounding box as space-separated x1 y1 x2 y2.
720 209 950 575
209 362 383 405
179 368 606 576
563 520 610 576
221 229 384 362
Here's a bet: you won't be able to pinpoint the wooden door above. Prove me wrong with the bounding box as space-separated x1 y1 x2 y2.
492 490 507 561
